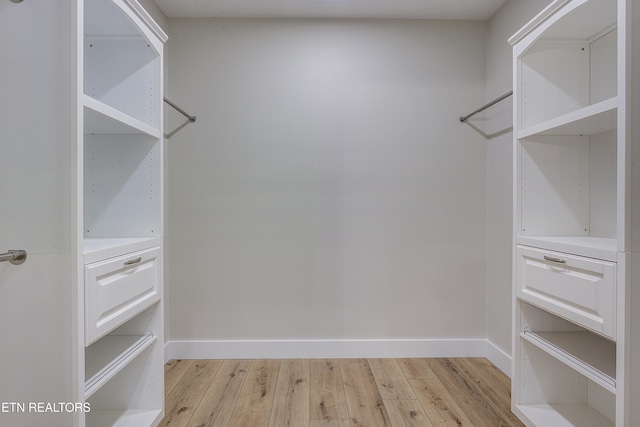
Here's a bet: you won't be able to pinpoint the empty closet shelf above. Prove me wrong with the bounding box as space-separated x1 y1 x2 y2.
521 330 615 393
85 334 156 398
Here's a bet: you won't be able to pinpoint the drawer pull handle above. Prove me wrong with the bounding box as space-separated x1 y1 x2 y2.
544 255 566 264
124 257 142 266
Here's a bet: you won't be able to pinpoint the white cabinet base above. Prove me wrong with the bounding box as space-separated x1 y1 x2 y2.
514 404 614 427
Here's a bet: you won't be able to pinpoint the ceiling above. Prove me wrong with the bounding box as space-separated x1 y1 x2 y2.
154 0 508 20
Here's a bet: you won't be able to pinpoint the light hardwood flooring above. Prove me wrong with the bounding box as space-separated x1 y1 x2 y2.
160 358 524 427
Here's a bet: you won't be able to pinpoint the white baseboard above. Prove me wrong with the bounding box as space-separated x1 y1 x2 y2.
484 340 512 377
164 338 496 363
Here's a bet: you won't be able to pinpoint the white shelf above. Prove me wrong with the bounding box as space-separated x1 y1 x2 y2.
515 404 614 427
518 97 617 139
86 335 143 380
516 235 617 262
85 334 156 398
83 237 161 264
85 409 163 427
521 331 616 393
84 96 160 138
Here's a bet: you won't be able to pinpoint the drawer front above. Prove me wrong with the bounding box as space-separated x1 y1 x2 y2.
516 246 616 339
85 247 161 345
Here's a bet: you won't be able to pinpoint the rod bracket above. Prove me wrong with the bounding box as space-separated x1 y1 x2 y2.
1 250 27 265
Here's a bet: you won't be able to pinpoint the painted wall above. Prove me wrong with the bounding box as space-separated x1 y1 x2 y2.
0 1 73 426
165 18 488 348
484 0 554 356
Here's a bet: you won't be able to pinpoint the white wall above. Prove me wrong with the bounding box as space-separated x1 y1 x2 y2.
484 0 553 357
0 1 74 426
165 18 489 354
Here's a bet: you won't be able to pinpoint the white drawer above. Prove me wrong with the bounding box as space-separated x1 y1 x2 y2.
85 247 161 345
516 245 616 339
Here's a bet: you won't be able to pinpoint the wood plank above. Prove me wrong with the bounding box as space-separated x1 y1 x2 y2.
427 358 509 427
400 358 473 427
227 360 281 427
188 359 252 427
369 358 417 400
449 358 525 427
408 377 474 426
309 421 352 427
159 360 222 427
309 421 353 427
164 359 194 397
340 359 393 427
309 359 350 422
397 358 438 380
384 399 434 427
456 358 512 404
268 359 310 427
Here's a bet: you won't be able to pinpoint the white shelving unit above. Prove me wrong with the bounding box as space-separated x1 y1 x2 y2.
78 0 167 426
510 0 640 425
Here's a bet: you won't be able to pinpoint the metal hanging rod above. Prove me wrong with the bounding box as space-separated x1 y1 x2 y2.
164 97 196 123
0 250 27 265
459 90 513 123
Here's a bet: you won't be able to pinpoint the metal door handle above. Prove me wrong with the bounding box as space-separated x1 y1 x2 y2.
0 250 27 265
544 255 566 264
124 257 142 266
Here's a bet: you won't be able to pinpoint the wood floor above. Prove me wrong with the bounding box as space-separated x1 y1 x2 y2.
160 358 524 427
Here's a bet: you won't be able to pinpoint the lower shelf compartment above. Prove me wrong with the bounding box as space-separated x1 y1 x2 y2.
85 409 162 427
86 340 163 427
85 334 156 398
521 330 615 392
515 404 614 427
515 332 617 427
